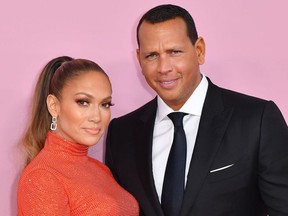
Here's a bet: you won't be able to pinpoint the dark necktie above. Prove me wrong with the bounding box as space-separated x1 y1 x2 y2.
161 112 187 216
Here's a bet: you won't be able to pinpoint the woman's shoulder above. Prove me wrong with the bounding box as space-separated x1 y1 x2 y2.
88 157 113 176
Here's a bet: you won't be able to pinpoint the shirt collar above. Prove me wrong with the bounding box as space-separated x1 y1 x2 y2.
156 74 208 123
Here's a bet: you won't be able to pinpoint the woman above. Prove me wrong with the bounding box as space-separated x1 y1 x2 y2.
17 56 139 215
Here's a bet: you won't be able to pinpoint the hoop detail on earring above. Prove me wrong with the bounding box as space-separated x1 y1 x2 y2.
50 116 57 131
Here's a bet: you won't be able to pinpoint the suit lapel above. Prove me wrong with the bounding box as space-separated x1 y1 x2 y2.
134 98 165 216
181 80 234 215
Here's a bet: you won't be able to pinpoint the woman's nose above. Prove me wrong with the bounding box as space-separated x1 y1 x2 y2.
88 107 101 123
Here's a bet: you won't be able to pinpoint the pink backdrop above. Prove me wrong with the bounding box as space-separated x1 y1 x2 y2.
1 0 287 215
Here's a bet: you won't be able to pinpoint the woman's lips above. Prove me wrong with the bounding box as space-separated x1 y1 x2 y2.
84 128 101 135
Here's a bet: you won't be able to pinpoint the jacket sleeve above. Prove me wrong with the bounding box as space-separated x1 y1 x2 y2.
258 101 288 215
105 118 120 181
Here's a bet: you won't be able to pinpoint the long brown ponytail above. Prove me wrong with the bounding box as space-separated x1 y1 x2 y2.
22 56 109 166
22 56 73 166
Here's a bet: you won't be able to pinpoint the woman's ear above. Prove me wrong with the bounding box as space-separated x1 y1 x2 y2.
46 94 59 117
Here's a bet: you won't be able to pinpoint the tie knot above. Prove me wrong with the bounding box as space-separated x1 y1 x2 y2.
168 112 187 128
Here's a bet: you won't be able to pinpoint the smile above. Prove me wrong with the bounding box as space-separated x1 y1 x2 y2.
159 79 177 89
162 80 174 85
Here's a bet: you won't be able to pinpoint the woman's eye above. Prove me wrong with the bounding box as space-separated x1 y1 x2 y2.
102 102 115 108
76 100 89 106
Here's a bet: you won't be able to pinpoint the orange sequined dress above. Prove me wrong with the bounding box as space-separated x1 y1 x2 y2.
17 131 139 215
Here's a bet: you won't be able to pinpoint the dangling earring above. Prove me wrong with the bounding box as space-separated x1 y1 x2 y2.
50 116 57 131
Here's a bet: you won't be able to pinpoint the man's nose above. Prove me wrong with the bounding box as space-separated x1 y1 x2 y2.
157 55 172 74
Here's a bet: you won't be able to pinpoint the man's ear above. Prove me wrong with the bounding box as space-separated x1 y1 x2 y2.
46 94 59 117
136 47 140 59
136 49 142 66
136 49 145 76
195 37 206 65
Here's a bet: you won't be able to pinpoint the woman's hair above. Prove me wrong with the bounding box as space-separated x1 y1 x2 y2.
22 56 109 166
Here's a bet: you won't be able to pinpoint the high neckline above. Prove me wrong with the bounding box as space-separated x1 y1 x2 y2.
45 131 89 156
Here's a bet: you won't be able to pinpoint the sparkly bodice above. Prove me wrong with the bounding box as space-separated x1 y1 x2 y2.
18 131 139 215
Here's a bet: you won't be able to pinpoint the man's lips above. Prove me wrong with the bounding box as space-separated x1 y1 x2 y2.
159 79 178 89
162 80 175 84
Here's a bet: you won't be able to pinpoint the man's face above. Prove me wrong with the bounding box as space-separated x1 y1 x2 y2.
137 17 205 110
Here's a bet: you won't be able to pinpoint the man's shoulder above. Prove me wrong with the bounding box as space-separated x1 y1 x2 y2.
208 78 269 106
219 86 269 107
113 97 157 122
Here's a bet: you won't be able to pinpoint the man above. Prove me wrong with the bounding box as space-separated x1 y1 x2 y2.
105 4 288 216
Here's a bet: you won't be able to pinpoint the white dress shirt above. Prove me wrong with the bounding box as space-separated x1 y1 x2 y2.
152 75 208 201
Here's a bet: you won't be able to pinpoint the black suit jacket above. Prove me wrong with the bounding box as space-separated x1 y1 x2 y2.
105 79 288 216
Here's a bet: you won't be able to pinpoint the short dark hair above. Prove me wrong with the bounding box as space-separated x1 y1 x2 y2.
136 4 199 47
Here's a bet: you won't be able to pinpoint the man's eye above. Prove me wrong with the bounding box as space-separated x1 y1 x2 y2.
171 50 182 55
146 53 157 60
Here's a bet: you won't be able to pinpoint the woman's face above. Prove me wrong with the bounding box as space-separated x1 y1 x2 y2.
48 71 113 146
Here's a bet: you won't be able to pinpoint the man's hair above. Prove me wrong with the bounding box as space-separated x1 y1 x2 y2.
136 4 198 47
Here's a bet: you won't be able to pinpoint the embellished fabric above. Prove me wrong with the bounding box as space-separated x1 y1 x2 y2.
18 131 139 215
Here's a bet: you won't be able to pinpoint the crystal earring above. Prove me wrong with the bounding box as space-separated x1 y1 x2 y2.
50 116 57 131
